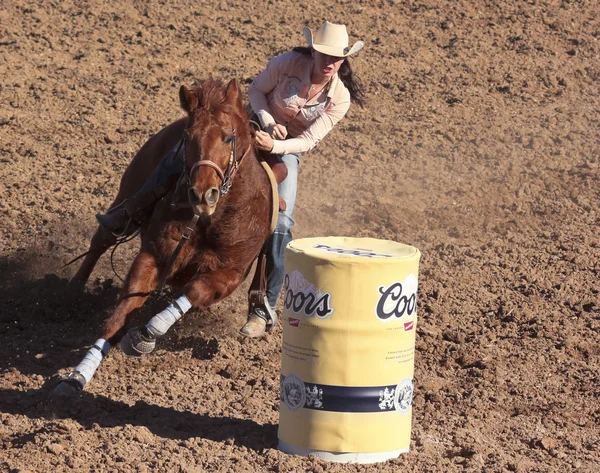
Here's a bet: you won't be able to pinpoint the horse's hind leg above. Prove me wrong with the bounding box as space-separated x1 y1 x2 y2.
70 226 117 289
55 251 158 396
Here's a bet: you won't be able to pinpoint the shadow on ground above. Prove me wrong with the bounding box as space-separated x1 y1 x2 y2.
0 254 218 377
0 387 277 452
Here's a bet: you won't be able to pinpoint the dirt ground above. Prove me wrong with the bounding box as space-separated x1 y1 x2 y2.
1 0 599 471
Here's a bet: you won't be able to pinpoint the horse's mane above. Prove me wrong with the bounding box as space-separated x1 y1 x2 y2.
191 78 239 116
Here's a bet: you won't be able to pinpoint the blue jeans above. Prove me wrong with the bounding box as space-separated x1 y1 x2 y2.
267 153 300 308
137 142 185 195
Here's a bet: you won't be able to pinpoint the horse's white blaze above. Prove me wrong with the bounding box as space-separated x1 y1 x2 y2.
146 295 192 337
74 339 110 384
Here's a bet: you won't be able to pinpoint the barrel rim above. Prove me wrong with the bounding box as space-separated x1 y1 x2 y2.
286 236 421 262
278 440 409 463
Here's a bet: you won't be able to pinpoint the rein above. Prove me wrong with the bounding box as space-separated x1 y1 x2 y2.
156 213 200 292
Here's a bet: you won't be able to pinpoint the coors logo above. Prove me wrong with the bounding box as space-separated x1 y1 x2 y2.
376 274 418 321
284 270 334 319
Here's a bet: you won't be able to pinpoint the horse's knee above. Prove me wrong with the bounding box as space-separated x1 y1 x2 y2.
185 273 241 308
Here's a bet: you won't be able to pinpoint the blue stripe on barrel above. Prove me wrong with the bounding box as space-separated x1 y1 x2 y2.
281 375 404 413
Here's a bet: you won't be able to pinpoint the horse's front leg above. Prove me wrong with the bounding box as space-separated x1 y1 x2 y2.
122 269 244 355
54 252 159 395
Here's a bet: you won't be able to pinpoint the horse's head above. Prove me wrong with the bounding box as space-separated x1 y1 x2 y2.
179 79 252 216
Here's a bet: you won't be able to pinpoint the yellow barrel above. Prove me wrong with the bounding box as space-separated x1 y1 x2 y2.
278 237 421 463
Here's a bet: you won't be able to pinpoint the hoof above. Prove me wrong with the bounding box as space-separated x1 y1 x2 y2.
53 374 85 397
120 327 156 356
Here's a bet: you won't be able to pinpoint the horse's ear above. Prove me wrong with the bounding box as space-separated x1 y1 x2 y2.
179 85 198 113
225 79 243 109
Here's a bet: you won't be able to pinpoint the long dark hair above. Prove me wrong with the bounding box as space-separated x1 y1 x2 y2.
292 46 366 107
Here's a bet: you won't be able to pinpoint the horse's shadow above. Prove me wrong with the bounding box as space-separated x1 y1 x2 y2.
0 255 223 378
0 255 276 451
0 387 277 452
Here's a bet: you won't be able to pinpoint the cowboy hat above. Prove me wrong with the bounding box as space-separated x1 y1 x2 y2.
303 21 364 57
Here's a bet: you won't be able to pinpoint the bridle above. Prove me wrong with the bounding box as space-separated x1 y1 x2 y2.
157 125 253 292
189 129 238 196
171 127 252 212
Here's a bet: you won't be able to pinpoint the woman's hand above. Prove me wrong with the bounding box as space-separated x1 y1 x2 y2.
254 130 274 152
265 123 288 140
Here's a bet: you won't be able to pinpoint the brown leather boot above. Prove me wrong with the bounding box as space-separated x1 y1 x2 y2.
239 306 269 338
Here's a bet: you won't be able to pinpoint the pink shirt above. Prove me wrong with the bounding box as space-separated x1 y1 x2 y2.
248 51 351 155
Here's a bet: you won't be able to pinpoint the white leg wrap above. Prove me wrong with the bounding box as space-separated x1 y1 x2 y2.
74 339 110 384
146 295 192 338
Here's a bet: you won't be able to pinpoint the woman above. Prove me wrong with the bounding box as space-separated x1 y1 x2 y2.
239 21 365 337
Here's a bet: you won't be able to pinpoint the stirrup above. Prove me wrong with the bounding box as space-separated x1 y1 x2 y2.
263 298 278 328
250 296 278 328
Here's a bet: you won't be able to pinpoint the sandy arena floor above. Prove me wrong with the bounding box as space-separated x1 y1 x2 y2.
1 0 599 471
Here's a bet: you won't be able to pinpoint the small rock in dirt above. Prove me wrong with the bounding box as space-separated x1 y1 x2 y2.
3 416 18 427
539 436 558 451
470 453 485 467
47 442 65 455
133 426 154 444
442 329 465 344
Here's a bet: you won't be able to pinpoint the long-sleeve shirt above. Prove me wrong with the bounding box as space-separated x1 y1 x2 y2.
248 51 351 155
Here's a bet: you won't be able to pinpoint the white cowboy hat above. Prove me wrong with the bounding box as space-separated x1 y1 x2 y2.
303 21 364 58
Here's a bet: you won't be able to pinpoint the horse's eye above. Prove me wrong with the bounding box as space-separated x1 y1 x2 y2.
224 135 234 145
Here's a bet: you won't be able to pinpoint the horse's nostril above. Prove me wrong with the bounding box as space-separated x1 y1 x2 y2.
189 189 202 205
205 188 220 206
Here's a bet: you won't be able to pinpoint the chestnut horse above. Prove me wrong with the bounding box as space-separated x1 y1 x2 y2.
55 79 272 395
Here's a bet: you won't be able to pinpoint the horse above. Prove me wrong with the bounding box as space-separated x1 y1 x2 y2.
55 78 273 395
